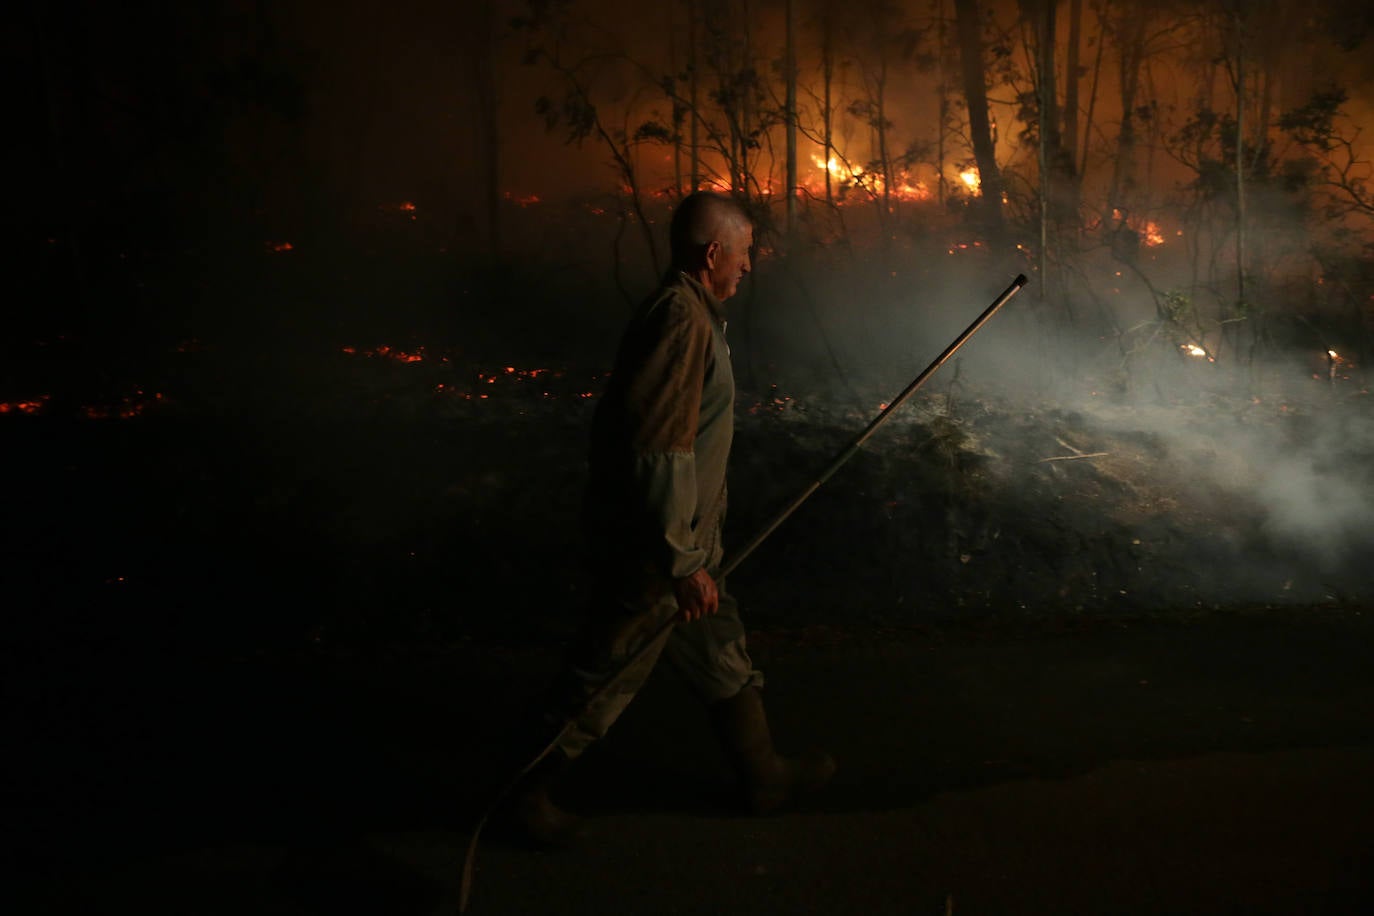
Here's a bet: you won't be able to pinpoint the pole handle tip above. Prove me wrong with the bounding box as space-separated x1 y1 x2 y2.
1013 273 1028 287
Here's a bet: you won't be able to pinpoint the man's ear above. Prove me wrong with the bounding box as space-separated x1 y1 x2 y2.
703 240 721 269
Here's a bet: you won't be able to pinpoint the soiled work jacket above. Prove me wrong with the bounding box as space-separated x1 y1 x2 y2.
584 272 734 582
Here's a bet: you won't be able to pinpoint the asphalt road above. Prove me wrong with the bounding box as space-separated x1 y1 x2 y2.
11 609 1374 915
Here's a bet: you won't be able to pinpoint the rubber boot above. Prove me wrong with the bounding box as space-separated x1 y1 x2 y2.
494 747 584 848
708 685 837 815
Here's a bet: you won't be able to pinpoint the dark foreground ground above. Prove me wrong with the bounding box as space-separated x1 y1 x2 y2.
9 608 1374 915
5 306 1372 914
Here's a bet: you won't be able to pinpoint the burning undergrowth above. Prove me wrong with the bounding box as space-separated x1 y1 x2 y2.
7 332 1369 653
266 340 1372 644
725 384 1371 630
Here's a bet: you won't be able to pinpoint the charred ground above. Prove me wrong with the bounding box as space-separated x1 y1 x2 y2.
6 251 1370 650
6 233 1374 914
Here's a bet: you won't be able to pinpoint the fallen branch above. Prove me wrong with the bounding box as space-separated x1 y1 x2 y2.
1039 452 1109 463
1054 436 1086 455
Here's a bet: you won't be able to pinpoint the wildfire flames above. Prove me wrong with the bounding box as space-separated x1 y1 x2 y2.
379 201 419 220
0 391 165 419
1111 209 1170 248
807 155 931 202
341 344 425 363
1181 343 1213 361
746 384 794 415
339 346 603 402
82 392 164 419
1320 349 1358 382
0 397 50 415
4 334 1353 426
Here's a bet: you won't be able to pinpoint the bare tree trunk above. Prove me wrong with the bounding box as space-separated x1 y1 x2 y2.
1064 0 1081 173
876 58 891 224
1059 0 1085 226
785 0 797 232
936 0 948 208
689 0 701 191
1080 0 1106 188
740 0 752 197
1036 0 1053 300
1107 6 1146 227
712 3 747 196
954 0 1004 233
1015 0 1057 259
822 12 835 207
474 3 501 254
1037 1 1060 157
670 3 682 195
1232 9 1246 362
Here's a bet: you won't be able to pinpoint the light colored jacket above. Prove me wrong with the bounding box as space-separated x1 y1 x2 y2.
584 272 734 581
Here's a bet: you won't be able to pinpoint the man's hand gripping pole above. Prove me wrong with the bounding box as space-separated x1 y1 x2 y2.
458 273 1027 913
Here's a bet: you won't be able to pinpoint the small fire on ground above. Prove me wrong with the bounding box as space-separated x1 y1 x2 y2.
340 346 602 401
804 155 932 203
1180 343 1213 361
0 391 165 418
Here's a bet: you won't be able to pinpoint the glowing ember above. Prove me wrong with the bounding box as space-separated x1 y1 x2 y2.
84 391 164 419
342 345 426 363
379 202 419 220
503 192 542 207
1181 344 1210 360
0 397 49 415
3 392 166 419
266 241 294 253
1143 221 1165 247
343 349 607 406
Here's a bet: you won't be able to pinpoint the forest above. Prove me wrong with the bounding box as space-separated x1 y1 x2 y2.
19 0 1374 627
10 4 1374 913
2 0 1369 656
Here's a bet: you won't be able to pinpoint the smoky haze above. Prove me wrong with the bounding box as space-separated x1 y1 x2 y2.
729 236 1372 611
747 247 1374 604
15 0 1374 624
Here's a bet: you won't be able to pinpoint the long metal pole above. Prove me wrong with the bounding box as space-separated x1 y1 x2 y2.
459 273 1027 913
720 273 1026 579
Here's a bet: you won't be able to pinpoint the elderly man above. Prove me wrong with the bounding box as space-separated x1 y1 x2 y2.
502 191 835 845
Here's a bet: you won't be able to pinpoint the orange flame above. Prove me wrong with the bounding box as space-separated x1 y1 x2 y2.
807 155 931 202
1181 343 1213 362
83 391 164 419
342 345 425 363
0 397 50 415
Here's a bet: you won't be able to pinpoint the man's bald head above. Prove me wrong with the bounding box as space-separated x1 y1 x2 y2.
670 192 753 270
